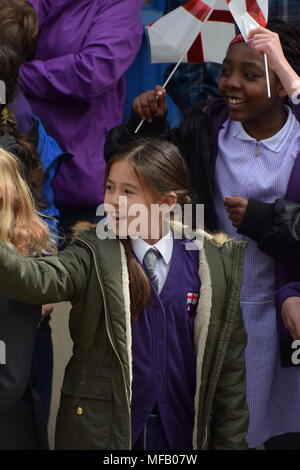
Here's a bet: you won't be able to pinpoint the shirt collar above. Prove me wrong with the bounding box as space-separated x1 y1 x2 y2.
130 231 173 266
232 106 295 153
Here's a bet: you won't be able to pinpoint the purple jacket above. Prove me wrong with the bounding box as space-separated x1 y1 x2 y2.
276 282 300 314
21 0 143 209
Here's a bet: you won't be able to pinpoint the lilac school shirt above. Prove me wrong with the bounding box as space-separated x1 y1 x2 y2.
214 105 300 447
131 238 200 450
21 0 143 209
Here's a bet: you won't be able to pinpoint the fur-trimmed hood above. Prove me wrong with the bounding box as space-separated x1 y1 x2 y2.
71 218 232 247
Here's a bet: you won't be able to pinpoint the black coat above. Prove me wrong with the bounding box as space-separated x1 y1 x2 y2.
0 294 48 449
238 198 300 280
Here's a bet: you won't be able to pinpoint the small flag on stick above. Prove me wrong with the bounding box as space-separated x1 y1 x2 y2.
226 0 271 97
147 0 235 64
135 0 271 134
136 0 234 133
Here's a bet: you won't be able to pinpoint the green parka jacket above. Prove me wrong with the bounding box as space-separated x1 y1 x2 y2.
0 226 248 450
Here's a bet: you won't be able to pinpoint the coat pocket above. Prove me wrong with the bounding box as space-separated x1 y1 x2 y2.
55 377 112 450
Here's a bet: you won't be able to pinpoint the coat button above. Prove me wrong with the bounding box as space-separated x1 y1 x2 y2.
77 407 83 415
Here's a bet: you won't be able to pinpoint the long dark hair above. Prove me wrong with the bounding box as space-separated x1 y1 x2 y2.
106 138 190 322
0 44 44 208
267 20 300 76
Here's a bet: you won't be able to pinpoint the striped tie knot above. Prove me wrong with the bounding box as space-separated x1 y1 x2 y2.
143 247 161 291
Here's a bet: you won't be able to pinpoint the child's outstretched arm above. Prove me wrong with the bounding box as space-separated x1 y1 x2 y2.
248 26 300 101
0 241 90 306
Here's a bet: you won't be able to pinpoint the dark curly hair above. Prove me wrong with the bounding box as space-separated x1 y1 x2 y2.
267 20 300 76
0 44 44 208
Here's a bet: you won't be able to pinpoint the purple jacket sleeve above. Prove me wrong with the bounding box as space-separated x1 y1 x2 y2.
276 282 300 313
26 0 50 20
20 0 143 104
26 0 39 14
291 100 300 122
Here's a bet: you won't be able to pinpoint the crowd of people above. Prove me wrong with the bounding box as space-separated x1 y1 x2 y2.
0 0 300 452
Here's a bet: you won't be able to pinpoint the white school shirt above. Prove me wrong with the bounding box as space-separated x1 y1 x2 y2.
130 232 173 294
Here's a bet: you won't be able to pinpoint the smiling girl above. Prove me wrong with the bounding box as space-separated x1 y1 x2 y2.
0 138 248 450
105 21 300 449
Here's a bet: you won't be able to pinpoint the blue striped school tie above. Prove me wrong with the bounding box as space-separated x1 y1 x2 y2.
143 247 161 292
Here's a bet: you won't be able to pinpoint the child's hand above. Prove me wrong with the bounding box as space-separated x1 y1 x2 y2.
281 296 300 340
37 304 54 328
248 26 300 101
224 196 248 228
133 85 167 122
41 304 54 320
247 26 288 74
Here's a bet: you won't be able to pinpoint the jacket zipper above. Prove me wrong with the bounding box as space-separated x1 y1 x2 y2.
76 236 132 449
202 425 208 449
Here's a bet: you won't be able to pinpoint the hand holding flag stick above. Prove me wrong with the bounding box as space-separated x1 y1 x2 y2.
226 0 271 96
247 35 271 98
134 22 217 134
135 0 218 134
134 48 190 134
263 53 271 98
248 24 300 101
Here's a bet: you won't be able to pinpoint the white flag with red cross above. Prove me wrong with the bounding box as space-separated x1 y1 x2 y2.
147 0 269 64
226 0 270 96
146 0 236 64
136 0 271 134
226 0 268 38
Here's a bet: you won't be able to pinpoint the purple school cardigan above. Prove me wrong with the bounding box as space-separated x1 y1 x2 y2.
131 238 200 449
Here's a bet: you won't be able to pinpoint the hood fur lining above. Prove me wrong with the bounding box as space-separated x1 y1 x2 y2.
192 239 213 449
119 242 133 400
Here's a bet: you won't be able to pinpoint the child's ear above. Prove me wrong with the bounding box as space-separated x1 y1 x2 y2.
161 192 177 211
277 81 288 98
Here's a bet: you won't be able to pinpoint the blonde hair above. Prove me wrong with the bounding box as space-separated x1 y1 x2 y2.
0 148 55 256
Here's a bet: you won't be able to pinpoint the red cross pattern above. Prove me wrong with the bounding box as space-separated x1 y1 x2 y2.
186 292 200 305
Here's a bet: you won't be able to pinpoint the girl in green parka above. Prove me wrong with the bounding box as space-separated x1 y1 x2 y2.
0 138 248 450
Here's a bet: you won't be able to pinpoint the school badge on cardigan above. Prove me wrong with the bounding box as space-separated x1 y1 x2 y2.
186 292 200 318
